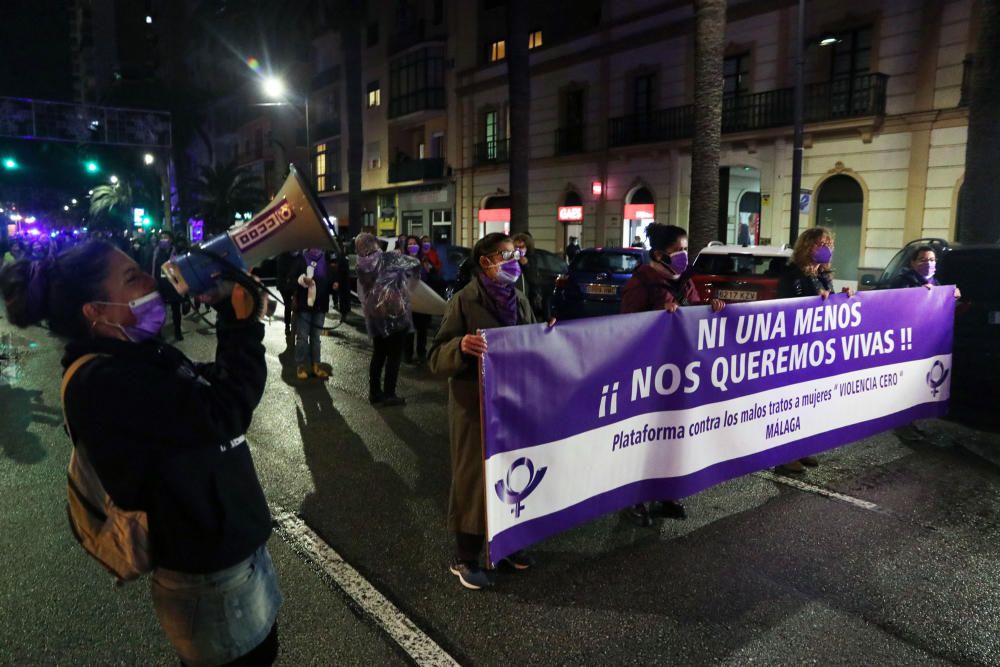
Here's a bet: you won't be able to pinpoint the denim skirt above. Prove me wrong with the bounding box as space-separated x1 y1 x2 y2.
150 545 283 667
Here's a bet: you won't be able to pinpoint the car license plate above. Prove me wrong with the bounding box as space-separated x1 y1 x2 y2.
582 283 618 296
717 289 757 302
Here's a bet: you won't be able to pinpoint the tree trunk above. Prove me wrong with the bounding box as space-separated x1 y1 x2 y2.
342 0 365 236
507 0 531 235
689 0 726 252
958 0 1000 243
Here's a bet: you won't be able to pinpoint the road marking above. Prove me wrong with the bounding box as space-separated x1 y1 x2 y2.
754 471 885 513
271 507 460 667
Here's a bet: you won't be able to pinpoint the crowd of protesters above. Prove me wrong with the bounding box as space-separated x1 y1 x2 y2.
0 218 964 662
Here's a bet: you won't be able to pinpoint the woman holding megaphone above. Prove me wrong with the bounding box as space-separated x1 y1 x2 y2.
0 241 283 666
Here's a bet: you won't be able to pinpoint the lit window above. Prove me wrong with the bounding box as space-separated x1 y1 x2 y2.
489 40 506 62
367 141 381 169
367 81 381 108
315 143 327 191
528 30 543 49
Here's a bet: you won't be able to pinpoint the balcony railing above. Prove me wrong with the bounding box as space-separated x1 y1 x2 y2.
387 157 446 183
960 57 973 107
475 138 509 164
555 125 586 155
388 88 446 119
608 73 889 148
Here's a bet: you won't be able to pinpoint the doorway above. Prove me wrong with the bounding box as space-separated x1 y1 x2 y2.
623 186 655 248
816 174 864 284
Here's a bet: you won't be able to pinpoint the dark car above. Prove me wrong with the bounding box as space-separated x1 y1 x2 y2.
936 245 1000 422
859 238 952 290
551 247 647 320
447 247 565 316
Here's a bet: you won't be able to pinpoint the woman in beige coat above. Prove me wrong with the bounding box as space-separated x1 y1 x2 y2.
429 233 536 590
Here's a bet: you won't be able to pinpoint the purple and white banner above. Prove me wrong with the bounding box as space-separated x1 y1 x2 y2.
480 287 955 563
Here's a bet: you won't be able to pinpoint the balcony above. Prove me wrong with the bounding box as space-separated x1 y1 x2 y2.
960 58 973 106
608 73 889 148
388 157 446 183
555 125 586 155
388 88 446 119
475 138 509 164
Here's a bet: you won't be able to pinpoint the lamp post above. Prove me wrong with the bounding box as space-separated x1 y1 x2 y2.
260 76 311 180
789 0 805 246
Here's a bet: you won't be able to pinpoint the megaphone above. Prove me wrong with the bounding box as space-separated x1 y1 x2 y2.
163 165 339 295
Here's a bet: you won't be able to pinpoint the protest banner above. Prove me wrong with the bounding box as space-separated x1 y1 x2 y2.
480 287 954 564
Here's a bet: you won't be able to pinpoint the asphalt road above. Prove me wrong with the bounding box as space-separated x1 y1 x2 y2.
1 305 999 666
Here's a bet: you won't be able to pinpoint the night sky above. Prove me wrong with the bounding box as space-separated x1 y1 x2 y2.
0 0 74 101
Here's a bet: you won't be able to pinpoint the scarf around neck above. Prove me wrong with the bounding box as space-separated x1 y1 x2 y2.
477 273 518 326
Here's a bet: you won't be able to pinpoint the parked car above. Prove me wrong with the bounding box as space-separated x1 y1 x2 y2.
688 242 791 303
859 238 952 290
534 248 569 318
551 247 648 319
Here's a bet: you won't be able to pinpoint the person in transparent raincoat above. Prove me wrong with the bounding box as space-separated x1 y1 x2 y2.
355 233 420 407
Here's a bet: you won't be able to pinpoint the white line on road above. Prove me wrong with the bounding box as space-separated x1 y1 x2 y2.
754 470 886 513
271 507 460 667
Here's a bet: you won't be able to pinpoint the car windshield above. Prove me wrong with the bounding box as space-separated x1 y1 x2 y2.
572 251 641 274
693 253 787 276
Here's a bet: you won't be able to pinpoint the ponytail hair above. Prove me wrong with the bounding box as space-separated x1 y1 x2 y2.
0 240 116 340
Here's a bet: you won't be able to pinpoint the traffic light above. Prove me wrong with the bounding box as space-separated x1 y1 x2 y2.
2 156 18 170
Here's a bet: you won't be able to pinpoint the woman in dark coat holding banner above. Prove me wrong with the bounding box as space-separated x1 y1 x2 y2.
429 233 536 591
619 223 724 527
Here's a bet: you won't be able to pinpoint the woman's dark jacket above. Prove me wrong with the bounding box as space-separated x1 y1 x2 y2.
61 305 270 574
777 264 834 298
287 253 334 313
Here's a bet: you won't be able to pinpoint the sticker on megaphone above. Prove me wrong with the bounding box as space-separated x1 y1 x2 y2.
163 165 339 296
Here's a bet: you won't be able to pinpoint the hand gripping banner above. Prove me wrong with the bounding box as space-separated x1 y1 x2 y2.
480 287 955 564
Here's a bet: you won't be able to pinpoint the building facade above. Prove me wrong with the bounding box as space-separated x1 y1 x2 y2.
448 0 977 284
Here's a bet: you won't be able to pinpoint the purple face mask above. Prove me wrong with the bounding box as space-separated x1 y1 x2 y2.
407 244 420 256
95 290 167 342
916 260 936 280
812 245 833 265
304 249 324 262
496 258 522 283
669 250 689 273
421 242 431 252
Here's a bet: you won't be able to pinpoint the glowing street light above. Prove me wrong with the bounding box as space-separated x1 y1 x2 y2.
109 174 119 184
71 198 78 204
262 76 287 99
143 153 155 165
2 157 18 170
64 205 70 211
85 161 99 173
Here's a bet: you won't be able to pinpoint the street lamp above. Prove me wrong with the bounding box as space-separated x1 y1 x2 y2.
260 76 311 178
144 153 155 165
109 174 119 184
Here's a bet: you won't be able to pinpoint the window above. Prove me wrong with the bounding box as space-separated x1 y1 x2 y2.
633 73 654 117
367 21 379 47
484 110 498 158
430 132 444 158
315 143 327 191
723 53 750 96
388 45 445 118
367 141 381 169
432 209 452 224
528 30 543 49
829 26 873 115
489 40 506 62
367 81 381 108
433 0 443 25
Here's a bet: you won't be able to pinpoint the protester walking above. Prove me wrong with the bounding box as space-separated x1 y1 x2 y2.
289 248 336 381
619 223 725 527
404 236 438 365
0 241 282 666
356 233 420 406
429 233 538 590
150 231 184 341
775 226 843 473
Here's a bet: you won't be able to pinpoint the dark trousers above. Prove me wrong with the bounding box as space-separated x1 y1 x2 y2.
405 313 431 361
454 532 485 563
370 332 405 398
169 301 182 339
279 289 294 330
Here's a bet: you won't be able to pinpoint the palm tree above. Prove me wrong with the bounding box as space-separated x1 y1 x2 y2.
688 0 727 253
957 0 1000 243
89 182 136 227
507 0 531 235
192 162 266 234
